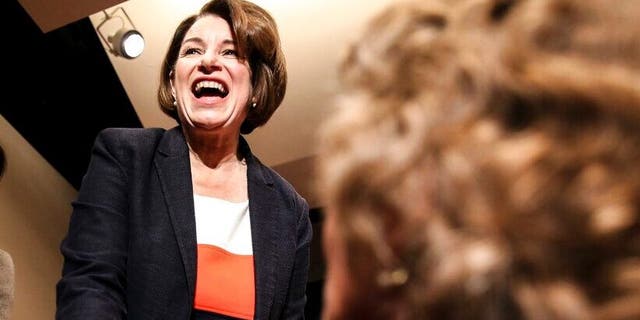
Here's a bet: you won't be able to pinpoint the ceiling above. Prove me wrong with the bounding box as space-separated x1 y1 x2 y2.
4 0 394 207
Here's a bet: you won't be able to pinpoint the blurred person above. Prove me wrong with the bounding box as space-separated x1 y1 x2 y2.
56 0 312 319
317 0 640 319
0 249 14 320
0 149 13 320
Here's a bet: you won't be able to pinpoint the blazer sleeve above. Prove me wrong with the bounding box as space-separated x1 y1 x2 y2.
56 129 131 320
281 196 313 320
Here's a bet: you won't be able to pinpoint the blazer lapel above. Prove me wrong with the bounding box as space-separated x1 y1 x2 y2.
243 138 279 320
154 127 198 303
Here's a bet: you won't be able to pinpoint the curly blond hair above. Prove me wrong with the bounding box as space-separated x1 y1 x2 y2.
317 0 640 319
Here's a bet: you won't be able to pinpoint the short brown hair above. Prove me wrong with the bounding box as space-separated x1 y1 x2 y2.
157 0 287 134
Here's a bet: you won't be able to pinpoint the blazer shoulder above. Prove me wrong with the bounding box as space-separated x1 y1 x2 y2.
255 160 308 208
93 127 167 161
97 127 166 144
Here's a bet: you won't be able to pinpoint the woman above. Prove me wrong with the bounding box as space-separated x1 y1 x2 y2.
317 0 640 319
56 0 312 319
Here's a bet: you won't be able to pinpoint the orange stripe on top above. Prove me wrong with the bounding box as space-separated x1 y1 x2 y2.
194 244 255 319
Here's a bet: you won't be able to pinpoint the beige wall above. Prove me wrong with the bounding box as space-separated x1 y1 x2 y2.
0 115 77 320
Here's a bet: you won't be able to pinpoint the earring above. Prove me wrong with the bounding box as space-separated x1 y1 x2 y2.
173 99 177 107
251 102 257 108
376 268 408 287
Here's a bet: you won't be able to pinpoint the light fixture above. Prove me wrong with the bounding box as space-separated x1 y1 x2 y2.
96 7 144 59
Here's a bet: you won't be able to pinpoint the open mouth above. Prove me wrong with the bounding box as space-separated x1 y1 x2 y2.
193 80 228 99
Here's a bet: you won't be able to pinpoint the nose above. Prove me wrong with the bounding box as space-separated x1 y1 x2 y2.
199 50 222 73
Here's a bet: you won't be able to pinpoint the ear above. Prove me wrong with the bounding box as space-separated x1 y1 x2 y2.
169 70 177 98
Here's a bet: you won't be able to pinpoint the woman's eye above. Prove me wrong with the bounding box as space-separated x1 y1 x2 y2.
184 47 202 55
221 49 238 57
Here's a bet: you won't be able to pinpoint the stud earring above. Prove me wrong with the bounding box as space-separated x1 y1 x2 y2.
173 99 178 107
251 102 257 108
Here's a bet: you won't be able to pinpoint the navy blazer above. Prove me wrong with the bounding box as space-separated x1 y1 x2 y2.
56 127 312 320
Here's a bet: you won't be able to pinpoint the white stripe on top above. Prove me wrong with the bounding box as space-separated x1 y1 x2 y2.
193 194 253 255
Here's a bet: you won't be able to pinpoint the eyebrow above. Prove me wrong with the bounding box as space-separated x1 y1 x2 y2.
182 37 237 47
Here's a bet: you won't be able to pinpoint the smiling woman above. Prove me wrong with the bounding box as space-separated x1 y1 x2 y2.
55 1 312 319
157 0 288 136
170 15 253 135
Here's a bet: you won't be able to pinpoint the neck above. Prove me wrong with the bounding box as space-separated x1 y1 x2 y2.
183 127 242 169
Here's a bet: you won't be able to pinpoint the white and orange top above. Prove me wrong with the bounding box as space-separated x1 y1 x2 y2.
193 194 255 319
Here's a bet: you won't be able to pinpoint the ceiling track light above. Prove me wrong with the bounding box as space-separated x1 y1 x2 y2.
96 7 144 59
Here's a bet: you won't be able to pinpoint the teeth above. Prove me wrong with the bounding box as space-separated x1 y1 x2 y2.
195 80 226 94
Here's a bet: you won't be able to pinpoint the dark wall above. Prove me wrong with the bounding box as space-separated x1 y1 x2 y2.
2 0 142 189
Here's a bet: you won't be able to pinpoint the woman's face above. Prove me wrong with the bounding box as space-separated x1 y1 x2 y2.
171 14 252 133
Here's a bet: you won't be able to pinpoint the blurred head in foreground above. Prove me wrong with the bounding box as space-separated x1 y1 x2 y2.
317 0 640 319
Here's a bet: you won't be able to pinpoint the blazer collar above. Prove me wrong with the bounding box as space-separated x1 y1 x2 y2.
156 126 274 188
157 126 189 157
